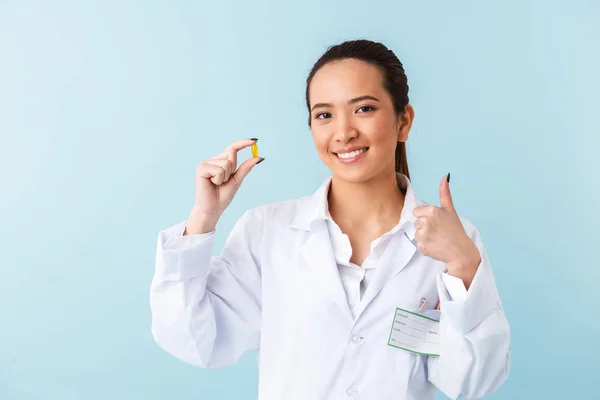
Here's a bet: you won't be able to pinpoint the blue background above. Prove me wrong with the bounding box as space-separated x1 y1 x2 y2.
1 0 598 398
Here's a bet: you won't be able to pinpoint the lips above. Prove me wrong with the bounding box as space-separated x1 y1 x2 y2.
333 146 369 162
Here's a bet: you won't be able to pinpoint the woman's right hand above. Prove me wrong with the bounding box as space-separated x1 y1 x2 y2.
184 138 263 235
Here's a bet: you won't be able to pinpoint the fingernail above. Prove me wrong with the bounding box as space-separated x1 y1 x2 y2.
256 157 265 164
447 173 451 183
250 138 258 141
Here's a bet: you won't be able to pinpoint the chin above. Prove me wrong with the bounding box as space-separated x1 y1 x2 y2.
331 168 374 184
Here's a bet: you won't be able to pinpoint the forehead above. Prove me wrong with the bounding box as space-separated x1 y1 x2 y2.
309 58 386 105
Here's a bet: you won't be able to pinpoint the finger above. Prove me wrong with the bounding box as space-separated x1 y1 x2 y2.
414 228 423 244
210 145 238 161
206 158 233 182
414 217 426 230
439 173 456 212
211 139 256 173
208 152 229 160
414 230 427 253
230 157 264 187
225 147 238 175
413 205 436 218
222 138 257 170
226 138 258 153
199 163 228 185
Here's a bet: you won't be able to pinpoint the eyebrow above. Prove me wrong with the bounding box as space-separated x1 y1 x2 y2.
310 95 381 112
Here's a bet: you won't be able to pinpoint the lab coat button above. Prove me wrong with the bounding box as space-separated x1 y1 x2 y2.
346 386 358 397
351 335 363 344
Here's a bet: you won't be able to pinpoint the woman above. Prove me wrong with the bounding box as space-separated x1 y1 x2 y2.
150 40 510 399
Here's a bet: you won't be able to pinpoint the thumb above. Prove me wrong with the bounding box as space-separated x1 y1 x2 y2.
231 157 264 184
439 173 456 212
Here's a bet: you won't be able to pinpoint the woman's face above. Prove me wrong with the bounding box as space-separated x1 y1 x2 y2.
308 58 413 183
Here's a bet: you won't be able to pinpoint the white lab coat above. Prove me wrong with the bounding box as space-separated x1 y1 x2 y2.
150 175 510 400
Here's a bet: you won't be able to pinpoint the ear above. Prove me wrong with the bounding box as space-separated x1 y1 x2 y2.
396 104 415 143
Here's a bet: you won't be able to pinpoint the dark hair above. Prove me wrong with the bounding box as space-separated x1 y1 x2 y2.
305 40 410 178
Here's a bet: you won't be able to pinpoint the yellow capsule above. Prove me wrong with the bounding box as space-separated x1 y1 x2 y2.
251 143 259 158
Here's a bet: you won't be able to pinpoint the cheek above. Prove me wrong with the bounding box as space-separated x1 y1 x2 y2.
311 127 331 155
360 118 396 147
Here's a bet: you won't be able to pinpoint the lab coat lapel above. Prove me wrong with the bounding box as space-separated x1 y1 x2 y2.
359 229 418 313
358 177 424 310
299 221 354 322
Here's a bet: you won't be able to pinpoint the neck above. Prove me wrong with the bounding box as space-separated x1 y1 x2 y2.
328 169 406 232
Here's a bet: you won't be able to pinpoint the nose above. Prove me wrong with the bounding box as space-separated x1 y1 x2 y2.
333 113 358 143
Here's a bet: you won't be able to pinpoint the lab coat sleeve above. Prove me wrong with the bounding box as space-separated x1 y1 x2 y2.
440 273 467 302
427 227 510 399
150 208 264 369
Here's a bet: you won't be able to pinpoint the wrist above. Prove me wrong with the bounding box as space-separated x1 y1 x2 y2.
446 246 481 289
184 208 219 235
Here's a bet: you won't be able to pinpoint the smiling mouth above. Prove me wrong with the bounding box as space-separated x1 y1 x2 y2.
334 147 369 160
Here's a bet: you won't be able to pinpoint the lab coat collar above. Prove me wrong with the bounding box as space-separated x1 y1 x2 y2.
292 173 427 322
291 173 425 240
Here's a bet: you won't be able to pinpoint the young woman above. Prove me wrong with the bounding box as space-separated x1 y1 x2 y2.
150 40 510 399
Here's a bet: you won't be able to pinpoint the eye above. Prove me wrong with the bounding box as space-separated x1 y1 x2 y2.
356 105 376 113
315 112 332 119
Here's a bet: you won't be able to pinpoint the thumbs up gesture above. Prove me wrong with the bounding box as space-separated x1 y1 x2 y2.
413 174 481 288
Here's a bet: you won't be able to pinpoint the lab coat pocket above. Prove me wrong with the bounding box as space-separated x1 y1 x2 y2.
392 344 416 395
389 309 432 398
387 304 441 356
422 309 440 321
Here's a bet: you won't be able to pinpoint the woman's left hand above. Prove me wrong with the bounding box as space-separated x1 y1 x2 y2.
413 174 481 289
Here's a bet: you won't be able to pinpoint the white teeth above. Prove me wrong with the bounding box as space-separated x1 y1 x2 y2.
337 148 366 159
